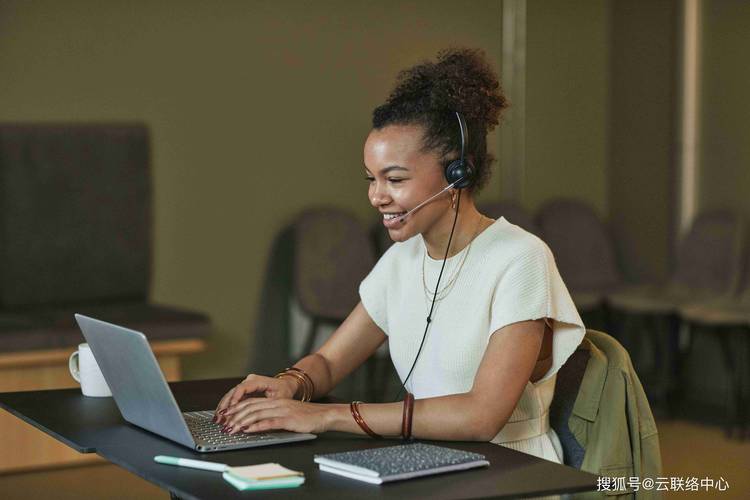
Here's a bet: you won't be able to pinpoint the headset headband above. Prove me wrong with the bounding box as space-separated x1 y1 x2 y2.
455 111 467 164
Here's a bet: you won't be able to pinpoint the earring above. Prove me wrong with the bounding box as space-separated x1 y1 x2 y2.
450 192 457 209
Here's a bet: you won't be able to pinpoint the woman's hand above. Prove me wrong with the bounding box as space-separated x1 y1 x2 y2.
222 398 337 435
214 374 297 423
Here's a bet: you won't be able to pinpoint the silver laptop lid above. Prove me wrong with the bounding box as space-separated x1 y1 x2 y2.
74 314 195 448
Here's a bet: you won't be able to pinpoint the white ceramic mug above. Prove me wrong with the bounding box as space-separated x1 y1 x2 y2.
68 343 112 397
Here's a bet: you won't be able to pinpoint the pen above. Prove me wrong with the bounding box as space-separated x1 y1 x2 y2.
154 455 229 472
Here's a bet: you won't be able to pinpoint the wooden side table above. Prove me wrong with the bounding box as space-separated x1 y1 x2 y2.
0 338 205 473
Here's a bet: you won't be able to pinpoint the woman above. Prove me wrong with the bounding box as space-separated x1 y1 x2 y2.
214 48 585 463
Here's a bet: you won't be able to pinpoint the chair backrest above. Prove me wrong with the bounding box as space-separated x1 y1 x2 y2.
671 210 745 295
536 199 621 292
549 344 590 469
478 200 538 235
293 207 376 320
0 124 151 307
552 329 661 474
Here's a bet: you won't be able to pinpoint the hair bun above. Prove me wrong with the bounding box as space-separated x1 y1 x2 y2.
372 47 508 194
391 47 507 133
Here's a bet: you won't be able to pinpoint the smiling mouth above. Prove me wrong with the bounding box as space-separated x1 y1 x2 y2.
382 212 407 220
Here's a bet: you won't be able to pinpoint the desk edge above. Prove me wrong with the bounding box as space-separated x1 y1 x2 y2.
0 401 96 454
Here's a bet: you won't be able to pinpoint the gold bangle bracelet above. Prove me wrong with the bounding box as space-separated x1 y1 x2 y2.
274 372 310 401
286 372 310 402
285 367 315 399
274 369 313 402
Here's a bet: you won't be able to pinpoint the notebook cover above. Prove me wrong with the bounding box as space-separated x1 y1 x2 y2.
314 443 489 482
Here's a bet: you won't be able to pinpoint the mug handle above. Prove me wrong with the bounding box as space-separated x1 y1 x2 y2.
69 351 81 383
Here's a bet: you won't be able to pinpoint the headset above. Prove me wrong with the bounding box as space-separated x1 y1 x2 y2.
394 111 475 400
397 112 476 224
444 111 475 189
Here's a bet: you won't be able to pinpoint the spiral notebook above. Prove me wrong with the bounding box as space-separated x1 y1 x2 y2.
314 443 489 484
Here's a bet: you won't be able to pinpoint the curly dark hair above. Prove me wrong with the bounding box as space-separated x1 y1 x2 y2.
372 47 508 194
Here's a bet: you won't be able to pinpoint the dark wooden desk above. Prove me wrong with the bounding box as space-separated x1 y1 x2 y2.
0 378 599 499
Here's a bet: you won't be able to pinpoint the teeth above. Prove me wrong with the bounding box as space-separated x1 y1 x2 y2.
383 213 406 220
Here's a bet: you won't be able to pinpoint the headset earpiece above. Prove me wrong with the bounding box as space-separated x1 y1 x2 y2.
445 158 474 189
445 111 475 189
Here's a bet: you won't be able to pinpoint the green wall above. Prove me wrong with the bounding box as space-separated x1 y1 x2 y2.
609 0 677 283
687 0 750 407
0 0 507 378
0 1 628 379
699 0 750 218
525 0 610 217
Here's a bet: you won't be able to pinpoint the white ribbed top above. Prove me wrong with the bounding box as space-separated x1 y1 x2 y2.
359 217 585 462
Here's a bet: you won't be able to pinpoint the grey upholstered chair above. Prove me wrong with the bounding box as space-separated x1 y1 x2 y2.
0 124 210 353
536 199 622 331
297 207 396 400
253 207 385 400
293 207 377 354
609 210 745 314
607 210 745 414
551 329 661 475
549 342 590 468
478 200 538 235
677 243 750 438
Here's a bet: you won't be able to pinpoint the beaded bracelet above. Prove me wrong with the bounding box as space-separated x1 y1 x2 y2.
350 401 382 439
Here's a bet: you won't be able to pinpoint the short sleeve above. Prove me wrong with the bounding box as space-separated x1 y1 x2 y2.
358 248 392 334
489 240 586 384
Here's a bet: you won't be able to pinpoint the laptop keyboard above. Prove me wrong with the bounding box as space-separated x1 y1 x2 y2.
183 411 275 446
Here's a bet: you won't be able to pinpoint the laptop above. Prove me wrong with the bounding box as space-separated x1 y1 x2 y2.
74 314 317 452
